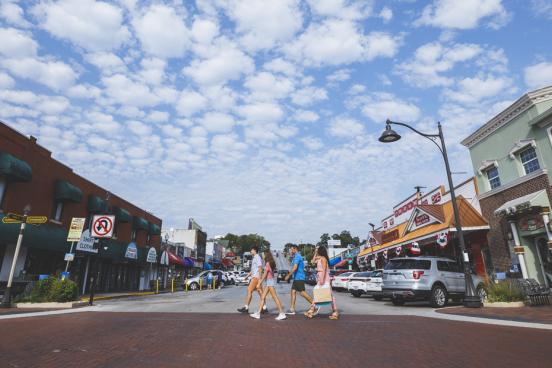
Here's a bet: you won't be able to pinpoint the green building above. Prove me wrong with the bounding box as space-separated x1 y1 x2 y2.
462 86 552 287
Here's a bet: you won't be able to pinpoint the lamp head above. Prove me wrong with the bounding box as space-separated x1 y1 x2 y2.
378 121 401 143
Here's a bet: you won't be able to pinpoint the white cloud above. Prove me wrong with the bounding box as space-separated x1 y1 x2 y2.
244 72 295 101
0 89 70 115
301 137 323 150
211 134 247 154
176 90 208 117
285 20 400 66
379 7 393 23
327 69 351 82
359 93 421 123
200 112 235 133
328 117 364 138
238 102 284 124
416 0 509 30
291 86 328 106
139 58 166 85
443 75 514 105
306 0 372 20
0 1 31 28
524 62 552 90
1 57 78 90
293 110 319 123
101 74 160 107
127 120 152 136
67 84 101 99
221 0 303 51
0 28 37 57
147 110 169 123
0 72 15 88
32 0 130 51
85 52 127 74
531 0 552 19
191 18 219 44
132 4 189 58
264 58 298 76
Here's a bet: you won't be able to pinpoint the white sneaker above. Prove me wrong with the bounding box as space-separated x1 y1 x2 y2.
275 313 287 321
250 312 260 319
285 309 296 315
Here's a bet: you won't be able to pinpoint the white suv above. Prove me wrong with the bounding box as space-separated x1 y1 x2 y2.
348 270 384 300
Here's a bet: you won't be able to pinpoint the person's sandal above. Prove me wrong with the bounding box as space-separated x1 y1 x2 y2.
304 307 315 318
329 312 339 320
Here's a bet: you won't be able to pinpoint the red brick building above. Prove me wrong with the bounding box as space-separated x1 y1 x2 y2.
0 122 162 295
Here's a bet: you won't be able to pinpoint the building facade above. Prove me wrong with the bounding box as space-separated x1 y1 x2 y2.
0 122 162 295
462 86 552 287
161 227 207 269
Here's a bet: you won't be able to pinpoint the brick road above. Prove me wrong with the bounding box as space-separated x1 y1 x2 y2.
0 312 550 368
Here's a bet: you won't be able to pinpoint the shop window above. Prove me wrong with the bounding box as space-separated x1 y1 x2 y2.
131 229 137 241
52 201 64 221
0 176 6 208
519 147 540 174
485 166 501 189
147 234 151 245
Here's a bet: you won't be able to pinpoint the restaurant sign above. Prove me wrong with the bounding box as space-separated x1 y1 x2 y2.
414 214 430 227
381 229 399 244
519 215 544 232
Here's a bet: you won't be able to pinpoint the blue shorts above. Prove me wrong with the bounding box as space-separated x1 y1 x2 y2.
265 279 275 287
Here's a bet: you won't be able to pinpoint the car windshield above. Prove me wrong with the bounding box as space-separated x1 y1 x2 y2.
339 272 353 277
371 271 383 277
384 259 431 270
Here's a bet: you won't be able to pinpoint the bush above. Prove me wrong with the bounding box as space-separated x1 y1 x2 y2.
486 280 524 303
17 276 79 303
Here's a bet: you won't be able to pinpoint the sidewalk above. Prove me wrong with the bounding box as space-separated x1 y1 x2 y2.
437 305 552 324
79 291 157 302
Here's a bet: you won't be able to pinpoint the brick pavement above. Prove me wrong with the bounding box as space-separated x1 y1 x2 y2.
437 305 552 324
0 312 550 368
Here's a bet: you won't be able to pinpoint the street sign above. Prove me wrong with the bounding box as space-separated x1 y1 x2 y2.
91 215 115 238
328 239 341 246
64 253 75 261
6 213 25 222
76 230 98 253
67 217 86 241
26 216 48 224
2 217 22 224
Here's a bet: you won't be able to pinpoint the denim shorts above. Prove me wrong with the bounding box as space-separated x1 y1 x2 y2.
265 278 275 287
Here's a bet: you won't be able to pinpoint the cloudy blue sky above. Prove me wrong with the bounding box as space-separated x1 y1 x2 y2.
1 0 551 247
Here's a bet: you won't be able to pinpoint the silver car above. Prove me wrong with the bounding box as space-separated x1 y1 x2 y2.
382 257 487 308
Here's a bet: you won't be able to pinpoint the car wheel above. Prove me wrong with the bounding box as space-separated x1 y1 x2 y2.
476 284 488 302
374 295 383 301
391 297 405 306
189 282 199 291
430 284 448 308
351 291 361 298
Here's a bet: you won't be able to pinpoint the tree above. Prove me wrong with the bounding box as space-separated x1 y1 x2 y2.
221 233 270 255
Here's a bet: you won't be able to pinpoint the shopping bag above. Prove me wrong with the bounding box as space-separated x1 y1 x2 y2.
313 284 333 304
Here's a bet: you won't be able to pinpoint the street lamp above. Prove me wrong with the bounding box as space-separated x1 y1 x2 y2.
378 119 482 308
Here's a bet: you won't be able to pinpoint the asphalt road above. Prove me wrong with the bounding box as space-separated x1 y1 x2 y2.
1 286 550 368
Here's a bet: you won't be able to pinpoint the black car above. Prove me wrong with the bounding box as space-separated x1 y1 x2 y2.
305 271 318 286
277 270 290 283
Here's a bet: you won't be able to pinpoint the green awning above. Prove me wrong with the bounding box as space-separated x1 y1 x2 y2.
0 151 32 182
97 238 126 260
113 206 132 223
54 180 83 203
88 195 109 213
133 216 149 230
0 214 70 253
149 223 161 235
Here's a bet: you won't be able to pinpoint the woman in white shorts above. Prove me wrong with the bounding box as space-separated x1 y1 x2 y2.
250 250 286 320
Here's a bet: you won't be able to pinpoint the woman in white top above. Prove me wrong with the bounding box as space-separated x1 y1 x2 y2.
250 250 286 320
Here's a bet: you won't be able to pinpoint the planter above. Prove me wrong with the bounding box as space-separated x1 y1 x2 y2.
15 301 87 309
483 301 525 308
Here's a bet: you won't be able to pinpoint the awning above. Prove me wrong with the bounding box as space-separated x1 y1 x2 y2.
222 258 233 267
54 180 83 203
329 257 342 267
167 250 183 266
183 257 194 267
494 190 551 216
0 214 67 252
112 206 132 223
149 223 161 236
0 151 32 182
335 260 348 268
88 195 108 213
133 216 149 230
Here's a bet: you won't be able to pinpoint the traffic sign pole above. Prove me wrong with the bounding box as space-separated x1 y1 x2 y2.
65 242 75 273
1 207 30 308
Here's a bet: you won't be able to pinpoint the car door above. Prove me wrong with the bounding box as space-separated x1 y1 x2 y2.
448 262 465 293
436 261 456 291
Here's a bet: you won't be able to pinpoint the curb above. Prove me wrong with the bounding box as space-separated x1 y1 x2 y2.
80 292 156 302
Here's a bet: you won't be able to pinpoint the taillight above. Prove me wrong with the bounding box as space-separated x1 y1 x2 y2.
413 271 424 280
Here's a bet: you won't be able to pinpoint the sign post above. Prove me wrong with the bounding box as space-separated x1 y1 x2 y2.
65 217 86 273
88 214 115 306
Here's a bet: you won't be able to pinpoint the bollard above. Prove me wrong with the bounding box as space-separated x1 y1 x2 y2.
212 277 215 290
171 278 174 293
185 278 188 292
200 279 202 290
156 279 159 294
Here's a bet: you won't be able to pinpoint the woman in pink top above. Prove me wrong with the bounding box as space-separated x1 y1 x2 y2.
306 246 338 320
250 250 286 320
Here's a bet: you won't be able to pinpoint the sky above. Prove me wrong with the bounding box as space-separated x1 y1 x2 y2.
1 0 552 248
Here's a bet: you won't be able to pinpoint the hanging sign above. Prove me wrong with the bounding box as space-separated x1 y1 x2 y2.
328 239 341 246
91 215 115 238
76 230 98 253
125 242 138 260
67 217 86 242
160 251 169 266
146 247 158 263
518 215 544 231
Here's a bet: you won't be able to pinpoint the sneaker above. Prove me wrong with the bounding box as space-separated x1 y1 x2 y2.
250 312 261 319
261 307 269 314
285 309 296 315
237 306 249 313
275 313 287 321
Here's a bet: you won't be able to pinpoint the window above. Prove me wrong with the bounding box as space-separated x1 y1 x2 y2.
384 259 431 270
519 147 540 174
486 166 501 189
52 201 63 221
0 176 6 208
437 261 450 271
131 229 137 241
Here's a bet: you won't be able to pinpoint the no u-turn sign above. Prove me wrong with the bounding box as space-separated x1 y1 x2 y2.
91 215 115 238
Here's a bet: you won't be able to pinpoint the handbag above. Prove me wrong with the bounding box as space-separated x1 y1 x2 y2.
313 284 333 304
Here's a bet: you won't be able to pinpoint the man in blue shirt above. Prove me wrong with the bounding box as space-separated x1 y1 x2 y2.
285 244 314 315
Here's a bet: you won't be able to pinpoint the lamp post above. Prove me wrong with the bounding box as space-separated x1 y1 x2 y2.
378 119 482 308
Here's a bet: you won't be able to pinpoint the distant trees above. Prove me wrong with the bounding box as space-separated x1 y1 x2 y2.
221 233 270 255
283 230 363 263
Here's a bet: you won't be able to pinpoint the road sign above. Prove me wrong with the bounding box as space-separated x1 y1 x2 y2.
64 253 75 261
7 213 25 222
2 217 22 224
67 217 86 241
76 230 98 253
26 216 48 224
91 215 115 238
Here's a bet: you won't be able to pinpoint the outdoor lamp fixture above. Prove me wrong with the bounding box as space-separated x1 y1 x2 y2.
378 119 482 308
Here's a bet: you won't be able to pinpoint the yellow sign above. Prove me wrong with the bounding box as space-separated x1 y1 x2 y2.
67 217 86 242
26 216 48 224
2 217 22 224
7 212 25 222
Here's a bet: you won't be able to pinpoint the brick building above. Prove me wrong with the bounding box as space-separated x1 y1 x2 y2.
462 86 552 287
0 122 162 295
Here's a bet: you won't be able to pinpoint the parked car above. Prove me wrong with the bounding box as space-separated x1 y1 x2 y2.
235 272 251 285
224 271 239 284
277 270 290 283
305 271 318 286
348 270 384 299
382 257 487 308
184 270 226 290
331 272 357 291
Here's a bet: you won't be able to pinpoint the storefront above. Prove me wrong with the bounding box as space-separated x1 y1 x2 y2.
494 190 552 287
358 198 491 277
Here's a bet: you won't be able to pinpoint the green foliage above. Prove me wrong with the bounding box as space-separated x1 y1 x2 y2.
17 276 79 303
221 233 270 255
486 280 524 303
